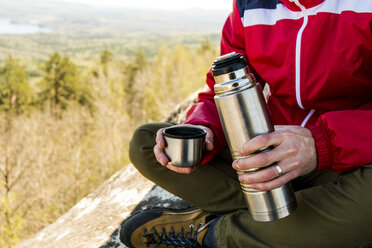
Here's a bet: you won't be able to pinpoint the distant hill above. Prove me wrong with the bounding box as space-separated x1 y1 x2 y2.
0 0 229 34
0 0 228 64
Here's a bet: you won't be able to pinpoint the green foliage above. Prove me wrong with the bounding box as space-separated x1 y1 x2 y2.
0 55 32 114
39 52 90 115
122 49 148 120
199 39 214 52
100 50 113 77
100 50 113 65
120 43 217 123
143 43 217 121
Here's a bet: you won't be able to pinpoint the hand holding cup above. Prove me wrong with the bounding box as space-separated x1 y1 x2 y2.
154 124 214 174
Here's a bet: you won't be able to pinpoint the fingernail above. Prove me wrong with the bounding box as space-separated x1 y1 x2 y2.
238 174 246 183
238 174 243 182
238 149 243 155
161 158 166 166
233 160 239 169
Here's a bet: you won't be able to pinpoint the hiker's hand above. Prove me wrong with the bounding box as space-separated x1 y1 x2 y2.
154 124 214 174
233 125 317 190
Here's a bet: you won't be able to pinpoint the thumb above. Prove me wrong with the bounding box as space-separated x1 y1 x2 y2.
203 127 214 151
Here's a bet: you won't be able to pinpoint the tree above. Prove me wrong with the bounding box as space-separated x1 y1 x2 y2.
0 184 24 248
39 52 89 115
100 50 113 65
122 49 148 121
198 39 214 52
0 55 32 115
100 50 113 77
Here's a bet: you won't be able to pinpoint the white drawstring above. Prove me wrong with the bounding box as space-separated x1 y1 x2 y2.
292 0 309 110
301 109 315 127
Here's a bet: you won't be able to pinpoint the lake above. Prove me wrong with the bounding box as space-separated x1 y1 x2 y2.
0 20 51 34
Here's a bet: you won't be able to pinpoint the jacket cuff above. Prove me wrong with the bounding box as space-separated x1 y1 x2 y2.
308 123 333 170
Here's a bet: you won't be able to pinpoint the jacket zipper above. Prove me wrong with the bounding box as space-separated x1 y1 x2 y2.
290 0 315 126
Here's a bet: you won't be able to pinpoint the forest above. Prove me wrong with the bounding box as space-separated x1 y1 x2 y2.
0 1 228 245
0 42 218 246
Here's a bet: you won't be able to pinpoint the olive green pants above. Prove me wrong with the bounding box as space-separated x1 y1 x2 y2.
129 123 372 248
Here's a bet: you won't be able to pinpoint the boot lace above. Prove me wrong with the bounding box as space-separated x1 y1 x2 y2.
143 222 207 248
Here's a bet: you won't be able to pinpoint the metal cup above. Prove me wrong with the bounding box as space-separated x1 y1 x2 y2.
163 126 206 167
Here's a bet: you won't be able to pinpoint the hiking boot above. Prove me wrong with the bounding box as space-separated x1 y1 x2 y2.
120 208 217 248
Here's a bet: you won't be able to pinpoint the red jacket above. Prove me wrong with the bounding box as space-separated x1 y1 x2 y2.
184 0 372 172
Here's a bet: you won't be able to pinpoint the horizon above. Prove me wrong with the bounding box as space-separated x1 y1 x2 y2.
44 0 232 11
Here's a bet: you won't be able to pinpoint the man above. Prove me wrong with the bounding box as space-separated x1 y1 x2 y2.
122 0 372 247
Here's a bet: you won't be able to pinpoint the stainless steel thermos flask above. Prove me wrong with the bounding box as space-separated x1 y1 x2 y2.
212 52 297 222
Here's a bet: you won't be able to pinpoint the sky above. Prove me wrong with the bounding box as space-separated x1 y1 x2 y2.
46 0 232 10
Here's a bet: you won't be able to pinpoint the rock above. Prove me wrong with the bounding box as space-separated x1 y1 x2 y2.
16 164 154 248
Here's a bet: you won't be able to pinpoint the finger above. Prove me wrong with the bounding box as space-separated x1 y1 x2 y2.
250 170 297 191
202 126 214 151
237 154 303 184
166 163 197 174
234 143 293 171
238 132 284 156
238 164 283 184
274 125 291 131
155 128 166 149
153 144 169 166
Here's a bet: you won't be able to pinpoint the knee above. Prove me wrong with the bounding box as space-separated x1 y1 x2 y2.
129 123 160 176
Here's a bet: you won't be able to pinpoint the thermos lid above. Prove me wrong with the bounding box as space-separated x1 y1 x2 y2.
211 52 248 77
